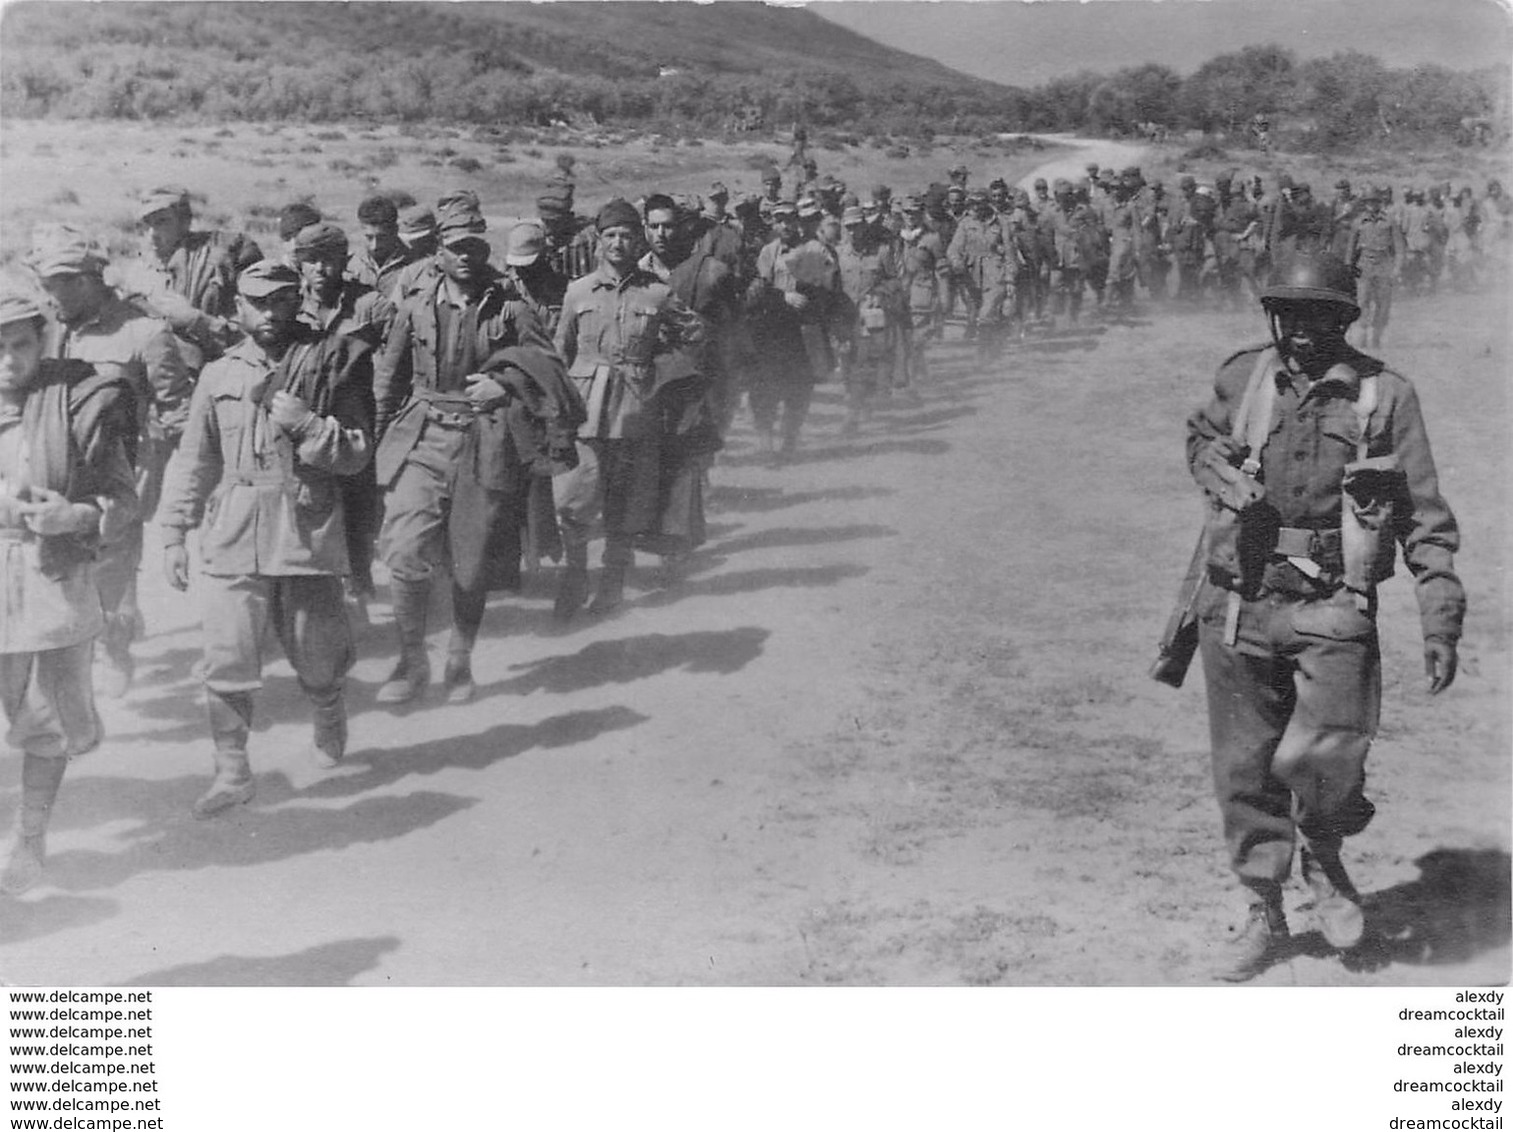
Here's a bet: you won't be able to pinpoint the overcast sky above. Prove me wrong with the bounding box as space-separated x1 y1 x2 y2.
812 0 1513 87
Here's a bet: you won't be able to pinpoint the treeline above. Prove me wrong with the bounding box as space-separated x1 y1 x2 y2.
0 1 1506 151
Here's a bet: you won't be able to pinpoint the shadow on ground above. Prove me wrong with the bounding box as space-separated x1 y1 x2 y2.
121 935 401 986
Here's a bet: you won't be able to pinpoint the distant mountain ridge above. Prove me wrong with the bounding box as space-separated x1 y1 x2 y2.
0 1 1018 126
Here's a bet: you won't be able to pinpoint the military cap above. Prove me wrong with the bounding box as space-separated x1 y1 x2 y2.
708 181 730 200
761 168 782 185
292 221 349 259
1121 166 1141 180
988 177 1008 192
438 188 481 212
1085 163 1100 175
595 198 641 233
26 224 108 278
398 205 437 239
536 191 573 217
237 260 301 299
1033 177 1048 190
357 195 400 228
504 221 546 267
0 283 47 328
769 199 797 219
841 205 866 226
547 168 576 190
278 202 323 242
137 185 191 220
796 196 822 219
900 195 924 212
438 197 488 243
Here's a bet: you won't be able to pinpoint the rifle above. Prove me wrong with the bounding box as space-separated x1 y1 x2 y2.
1149 531 1208 688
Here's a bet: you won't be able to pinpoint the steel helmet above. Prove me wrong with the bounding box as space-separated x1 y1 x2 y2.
1261 253 1360 320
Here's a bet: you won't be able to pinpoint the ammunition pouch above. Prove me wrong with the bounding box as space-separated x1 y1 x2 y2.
1341 454 1403 599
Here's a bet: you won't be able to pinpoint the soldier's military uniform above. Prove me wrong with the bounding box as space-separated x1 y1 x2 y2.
158 261 374 817
1185 254 1463 980
1346 192 1405 350
371 200 564 702
945 190 1006 349
897 196 949 385
28 227 192 697
0 287 137 893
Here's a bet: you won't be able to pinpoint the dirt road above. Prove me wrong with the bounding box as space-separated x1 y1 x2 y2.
2 146 1507 987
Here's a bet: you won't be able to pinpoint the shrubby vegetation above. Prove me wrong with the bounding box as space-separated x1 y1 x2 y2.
1 3 1506 151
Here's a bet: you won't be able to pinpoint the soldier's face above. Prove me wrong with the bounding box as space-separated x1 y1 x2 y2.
645 209 678 260
1270 304 1350 370
362 223 401 263
438 237 490 283
989 188 1008 209
142 208 190 259
239 291 301 347
38 272 101 325
298 252 346 296
0 318 45 393
599 225 640 270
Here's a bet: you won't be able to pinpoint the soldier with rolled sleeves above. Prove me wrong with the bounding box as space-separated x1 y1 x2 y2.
27 226 191 697
157 261 375 817
552 200 705 618
116 186 263 372
0 285 137 892
1184 252 1463 980
1346 188 1405 350
370 197 567 704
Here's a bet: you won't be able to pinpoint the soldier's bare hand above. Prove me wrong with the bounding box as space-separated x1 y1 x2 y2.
1425 638 1458 695
164 544 190 592
19 487 94 536
464 373 509 410
783 290 809 312
268 390 315 434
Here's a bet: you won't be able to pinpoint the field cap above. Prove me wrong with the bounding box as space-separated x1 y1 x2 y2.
769 199 797 219
279 202 323 242
138 185 191 220
505 221 546 267
795 196 821 219
358 195 400 228
293 222 349 259
27 224 108 278
708 181 730 200
537 191 573 217
398 205 437 240
841 205 865 225
595 199 641 233
0 284 47 327
438 198 488 244
237 260 301 299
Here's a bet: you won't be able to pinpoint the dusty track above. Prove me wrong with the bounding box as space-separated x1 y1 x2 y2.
1 140 1507 987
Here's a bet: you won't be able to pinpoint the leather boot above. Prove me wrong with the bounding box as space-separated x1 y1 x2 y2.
193 691 255 819
1 754 67 895
1213 882 1289 983
553 543 590 623
376 578 431 704
1301 841 1365 949
588 559 627 617
309 687 347 769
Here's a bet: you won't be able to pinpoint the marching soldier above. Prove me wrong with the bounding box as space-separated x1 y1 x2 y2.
0 285 137 892
946 188 1006 351
27 227 191 697
158 261 374 816
349 195 411 299
1184 252 1463 980
1346 188 1406 350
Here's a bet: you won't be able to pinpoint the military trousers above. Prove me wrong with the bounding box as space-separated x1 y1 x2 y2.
1358 271 1394 335
197 573 352 701
553 438 660 565
1197 583 1380 887
1 642 100 761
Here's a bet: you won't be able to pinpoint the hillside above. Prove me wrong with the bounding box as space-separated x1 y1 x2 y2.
0 1 1020 129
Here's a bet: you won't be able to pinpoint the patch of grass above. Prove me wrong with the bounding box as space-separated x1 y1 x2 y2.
448 156 483 174
313 130 347 142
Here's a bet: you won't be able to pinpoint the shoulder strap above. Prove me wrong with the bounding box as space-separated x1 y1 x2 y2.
1353 373 1379 461
1230 347 1279 473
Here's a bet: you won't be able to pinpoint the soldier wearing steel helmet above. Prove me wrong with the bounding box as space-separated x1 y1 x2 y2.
1183 251 1463 981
